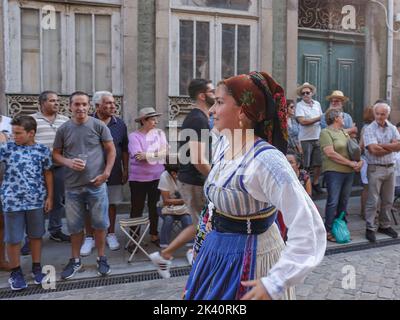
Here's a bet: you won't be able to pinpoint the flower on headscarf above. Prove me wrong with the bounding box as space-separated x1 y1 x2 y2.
240 90 256 108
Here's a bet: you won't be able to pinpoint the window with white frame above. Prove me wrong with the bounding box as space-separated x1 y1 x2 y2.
170 1 258 96
5 1 121 95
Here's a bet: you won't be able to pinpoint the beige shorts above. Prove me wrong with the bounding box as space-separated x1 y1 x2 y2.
107 185 124 205
177 181 206 226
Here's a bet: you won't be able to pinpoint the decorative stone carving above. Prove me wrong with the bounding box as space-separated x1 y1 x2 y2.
168 96 195 127
6 94 123 118
298 0 366 34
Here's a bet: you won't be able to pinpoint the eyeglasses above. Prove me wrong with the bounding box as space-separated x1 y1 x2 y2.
302 91 312 96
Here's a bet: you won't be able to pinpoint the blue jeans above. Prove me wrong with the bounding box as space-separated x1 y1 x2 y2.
324 171 354 232
48 167 65 234
65 184 109 235
160 214 192 247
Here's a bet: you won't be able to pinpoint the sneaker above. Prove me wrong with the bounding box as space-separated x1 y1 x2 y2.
80 237 95 257
97 256 111 277
106 234 120 251
61 259 82 280
378 227 398 239
20 237 30 256
50 231 71 243
31 266 46 285
149 252 172 279
186 249 194 266
8 270 28 291
366 229 376 243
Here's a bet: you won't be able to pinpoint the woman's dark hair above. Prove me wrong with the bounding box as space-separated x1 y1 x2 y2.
11 115 37 133
188 79 212 100
217 81 269 140
164 155 180 174
165 163 179 174
286 99 294 108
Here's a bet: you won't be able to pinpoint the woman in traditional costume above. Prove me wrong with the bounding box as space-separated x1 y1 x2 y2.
184 72 326 300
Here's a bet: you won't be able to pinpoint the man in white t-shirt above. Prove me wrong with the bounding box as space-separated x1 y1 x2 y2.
295 82 324 195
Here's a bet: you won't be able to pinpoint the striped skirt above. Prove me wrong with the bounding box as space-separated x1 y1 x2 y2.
184 223 296 300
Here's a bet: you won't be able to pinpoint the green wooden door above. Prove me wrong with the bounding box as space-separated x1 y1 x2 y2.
298 37 365 128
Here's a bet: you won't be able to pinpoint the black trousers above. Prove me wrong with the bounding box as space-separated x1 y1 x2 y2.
129 180 160 236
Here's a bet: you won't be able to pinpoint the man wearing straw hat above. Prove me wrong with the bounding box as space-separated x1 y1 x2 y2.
295 82 324 196
321 90 358 136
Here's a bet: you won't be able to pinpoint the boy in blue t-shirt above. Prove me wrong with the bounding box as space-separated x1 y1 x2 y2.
0 116 53 291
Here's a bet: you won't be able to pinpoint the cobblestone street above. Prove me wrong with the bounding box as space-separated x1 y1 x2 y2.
6 244 400 300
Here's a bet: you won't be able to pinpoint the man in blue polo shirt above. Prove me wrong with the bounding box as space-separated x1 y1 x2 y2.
80 91 129 256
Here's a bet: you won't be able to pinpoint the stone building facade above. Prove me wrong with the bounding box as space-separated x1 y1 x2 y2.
0 0 399 130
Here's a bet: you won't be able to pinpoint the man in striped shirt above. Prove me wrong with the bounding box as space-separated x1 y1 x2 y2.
32 91 70 243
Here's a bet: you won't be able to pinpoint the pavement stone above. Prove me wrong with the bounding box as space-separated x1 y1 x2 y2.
361 283 380 294
4 245 400 301
2 195 400 300
378 287 394 299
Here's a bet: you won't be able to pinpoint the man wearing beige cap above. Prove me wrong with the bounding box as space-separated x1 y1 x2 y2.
295 82 324 195
321 90 358 136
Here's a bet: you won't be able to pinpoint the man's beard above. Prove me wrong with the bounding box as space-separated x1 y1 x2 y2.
205 95 215 108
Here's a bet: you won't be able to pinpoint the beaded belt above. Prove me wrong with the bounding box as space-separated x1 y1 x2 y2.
212 209 277 235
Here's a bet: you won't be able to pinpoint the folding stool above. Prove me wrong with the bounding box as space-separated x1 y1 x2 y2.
120 217 151 263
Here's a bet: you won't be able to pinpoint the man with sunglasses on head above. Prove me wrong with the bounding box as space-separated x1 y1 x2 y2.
295 83 324 196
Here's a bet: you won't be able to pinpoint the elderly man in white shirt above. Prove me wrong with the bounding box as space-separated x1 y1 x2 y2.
295 83 324 196
364 102 400 243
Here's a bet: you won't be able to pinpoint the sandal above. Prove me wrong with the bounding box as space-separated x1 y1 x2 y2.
327 232 336 243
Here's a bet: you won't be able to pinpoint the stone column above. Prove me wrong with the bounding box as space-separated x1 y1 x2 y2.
286 0 298 100
137 0 156 112
364 2 388 109
260 0 274 74
272 0 287 86
155 0 170 130
0 1 6 115
122 0 139 132
392 0 400 122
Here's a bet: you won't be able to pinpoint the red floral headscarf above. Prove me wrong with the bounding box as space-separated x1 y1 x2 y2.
223 71 289 154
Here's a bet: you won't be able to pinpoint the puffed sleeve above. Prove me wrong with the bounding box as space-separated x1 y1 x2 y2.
242 149 326 300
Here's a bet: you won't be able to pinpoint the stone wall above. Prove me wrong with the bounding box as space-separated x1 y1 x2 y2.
0 1 5 115
122 0 138 132
137 0 156 112
272 0 287 87
392 0 400 123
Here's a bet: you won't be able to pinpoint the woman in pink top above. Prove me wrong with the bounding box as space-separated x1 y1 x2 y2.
129 108 168 246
